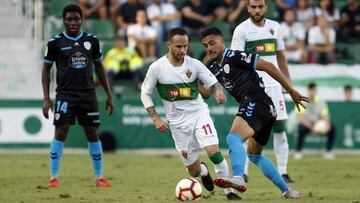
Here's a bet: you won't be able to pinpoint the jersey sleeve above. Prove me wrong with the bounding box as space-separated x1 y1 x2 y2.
231 25 246 51
43 40 57 64
232 50 259 70
195 60 218 87
92 37 103 62
141 64 158 95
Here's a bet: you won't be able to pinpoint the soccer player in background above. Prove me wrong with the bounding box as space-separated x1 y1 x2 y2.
200 27 308 199
231 0 294 183
140 27 241 200
42 4 113 188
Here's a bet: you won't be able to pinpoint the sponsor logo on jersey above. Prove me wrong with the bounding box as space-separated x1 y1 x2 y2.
168 88 191 98
69 52 88 69
185 69 192 78
84 41 91 50
222 78 234 91
255 43 275 53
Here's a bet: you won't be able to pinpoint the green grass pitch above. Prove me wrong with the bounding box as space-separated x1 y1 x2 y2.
0 152 359 203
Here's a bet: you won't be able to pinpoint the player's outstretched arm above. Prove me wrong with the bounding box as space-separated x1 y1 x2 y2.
41 63 53 119
140 91 169 133
256 59 309 111
199 82 226 104
212 82 226 104
94 61 113 115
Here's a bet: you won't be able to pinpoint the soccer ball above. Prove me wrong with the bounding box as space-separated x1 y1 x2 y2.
313 119 330 134
175 178 202 201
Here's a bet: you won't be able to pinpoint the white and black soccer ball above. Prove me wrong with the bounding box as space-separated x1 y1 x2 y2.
175 178 202 201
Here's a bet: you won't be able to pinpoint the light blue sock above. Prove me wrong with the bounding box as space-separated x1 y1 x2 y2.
226 134 247 177
88 141 103 179
50 139 64 177
248 154 289 192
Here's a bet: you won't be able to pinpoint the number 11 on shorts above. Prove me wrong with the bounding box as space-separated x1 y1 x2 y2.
202 123 213 135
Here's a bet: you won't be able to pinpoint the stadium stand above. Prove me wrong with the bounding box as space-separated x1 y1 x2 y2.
85 19 115 40
49 0 74 18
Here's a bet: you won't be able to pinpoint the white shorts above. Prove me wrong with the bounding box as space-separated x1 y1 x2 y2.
168 108 219 166
264 85 288 120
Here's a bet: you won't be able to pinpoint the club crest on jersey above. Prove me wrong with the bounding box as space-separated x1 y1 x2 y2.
185 69 192 78
223 64 230 74
269 29 274 35
84 41 91 50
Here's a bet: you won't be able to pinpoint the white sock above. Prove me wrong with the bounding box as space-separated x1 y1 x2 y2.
214 159 232 194
199 163 209 176
273 131 289 175
243 140 249 175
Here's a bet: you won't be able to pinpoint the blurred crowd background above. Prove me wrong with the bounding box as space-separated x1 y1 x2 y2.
43 0 360 90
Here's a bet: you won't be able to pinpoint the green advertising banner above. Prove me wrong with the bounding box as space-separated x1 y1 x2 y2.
0 90 360 150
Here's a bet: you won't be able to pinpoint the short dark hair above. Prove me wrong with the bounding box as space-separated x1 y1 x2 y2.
63 4 83 19
344 84 352 91
200 27 223 40
308 82 317 89
168 27 188 41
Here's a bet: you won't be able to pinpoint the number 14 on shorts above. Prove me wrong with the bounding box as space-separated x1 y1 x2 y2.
56 100 68 113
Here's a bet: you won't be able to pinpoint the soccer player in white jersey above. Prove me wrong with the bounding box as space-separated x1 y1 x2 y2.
231 0 293 183
140 27 241 200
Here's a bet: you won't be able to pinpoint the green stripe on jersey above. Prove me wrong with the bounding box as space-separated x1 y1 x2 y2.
157 80 199 101
245 38 277 56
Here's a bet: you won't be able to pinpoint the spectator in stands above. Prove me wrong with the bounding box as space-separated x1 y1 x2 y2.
127 10 157 60
78 0 108 19
338 0 360 42
103 36 144 89
274 0 297 20
294 82 336 160
115 0 145 37
308 15 336 65
202 0 228 21
314 0 340 29
222 0 250 32
180 0 213 38
344 84 353 102
147 0 181 51
295 0 315 31
280 9 308 63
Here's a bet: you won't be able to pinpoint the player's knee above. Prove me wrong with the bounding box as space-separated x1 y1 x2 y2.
273 121 286 133
226 133 243 146
204 144 220 157
248 154 262 164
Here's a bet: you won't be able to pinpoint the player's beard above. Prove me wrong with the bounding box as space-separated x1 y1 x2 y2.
251 14 265 23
